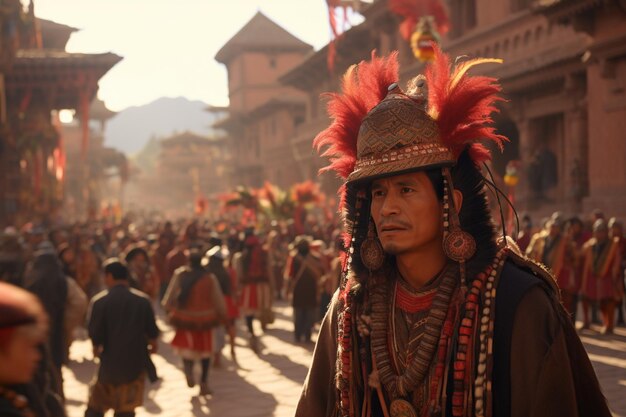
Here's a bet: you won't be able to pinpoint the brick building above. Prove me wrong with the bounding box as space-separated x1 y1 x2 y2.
214 12 313 189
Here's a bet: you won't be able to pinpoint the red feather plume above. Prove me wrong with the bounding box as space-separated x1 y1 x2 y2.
314 51 399 180
426 45 507 164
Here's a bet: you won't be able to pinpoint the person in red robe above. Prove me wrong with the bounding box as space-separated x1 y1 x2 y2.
609 217 626 326
580 219 623 333
526 215 577 319
162 250 225 396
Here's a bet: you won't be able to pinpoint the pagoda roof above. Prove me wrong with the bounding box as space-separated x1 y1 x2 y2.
161 131 217 147
215 12 312 64
5 50 122 109
13 49 121 67
90 98 117 121
38 18 78 50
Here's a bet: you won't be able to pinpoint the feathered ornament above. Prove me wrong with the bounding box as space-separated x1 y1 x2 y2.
426 45 507 164
291 180 322 205
314 51 399 181
258 181 295 221
388 0 450 40
291 180 323 235
219 186 260 225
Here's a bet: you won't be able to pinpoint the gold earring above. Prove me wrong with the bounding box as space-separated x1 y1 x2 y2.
360 220 385 271
442 169 476 263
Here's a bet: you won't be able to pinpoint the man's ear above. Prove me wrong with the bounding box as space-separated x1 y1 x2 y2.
452 189 463 214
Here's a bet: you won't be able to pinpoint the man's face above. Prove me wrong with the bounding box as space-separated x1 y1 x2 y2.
370 171 442 256
130 254 148 271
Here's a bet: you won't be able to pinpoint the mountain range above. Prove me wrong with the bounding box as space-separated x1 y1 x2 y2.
104 97 220 155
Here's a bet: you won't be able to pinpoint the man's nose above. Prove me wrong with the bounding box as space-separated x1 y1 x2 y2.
379 192 400 217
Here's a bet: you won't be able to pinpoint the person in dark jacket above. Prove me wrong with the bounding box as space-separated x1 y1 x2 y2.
85 259 159 417
25 241 67 373
285 236 323 344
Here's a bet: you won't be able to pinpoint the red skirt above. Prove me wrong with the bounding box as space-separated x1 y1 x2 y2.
239 282 271 313
224 295 239 319
171 329 213 354
582 273 598 301
597 275 618 301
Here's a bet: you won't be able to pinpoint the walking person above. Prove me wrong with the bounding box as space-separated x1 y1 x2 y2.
123 246 160 382
235 229 271 352
84 259 159 417
24 241 68 376
609 217 626 326
526 214 577 319
580 219 623 333
285 236 323 344
162 249 225 396
204 245 239 366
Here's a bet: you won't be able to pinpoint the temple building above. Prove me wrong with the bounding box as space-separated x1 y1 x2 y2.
0 2 121 226
127 131 229 216
216 0 626 220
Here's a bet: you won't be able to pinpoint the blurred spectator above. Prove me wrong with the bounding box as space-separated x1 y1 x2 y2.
162 250 225 396
24 242 68 373
0 281 64 417
85 259 159 417
285 236 324 344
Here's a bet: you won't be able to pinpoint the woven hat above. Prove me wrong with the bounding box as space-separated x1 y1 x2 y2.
315 47 505 188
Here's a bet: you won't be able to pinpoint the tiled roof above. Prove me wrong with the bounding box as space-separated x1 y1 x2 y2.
215 12 312 63
14 49 122 67
161 131 217 146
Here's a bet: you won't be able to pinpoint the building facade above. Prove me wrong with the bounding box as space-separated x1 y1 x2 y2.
281 0 626 220
0 3 121 226
214 12 313 188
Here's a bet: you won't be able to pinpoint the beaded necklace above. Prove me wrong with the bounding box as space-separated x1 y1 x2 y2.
370 264 457 407
0 386 34 417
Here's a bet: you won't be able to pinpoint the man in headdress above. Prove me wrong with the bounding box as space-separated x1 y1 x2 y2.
296 48 610 417
525 213 577 318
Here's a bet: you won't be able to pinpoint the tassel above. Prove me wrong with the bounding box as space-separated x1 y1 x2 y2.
368 369 380 389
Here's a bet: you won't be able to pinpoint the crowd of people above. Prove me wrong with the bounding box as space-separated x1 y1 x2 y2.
0 205 623 416
0 214 342 416
517 209 625 334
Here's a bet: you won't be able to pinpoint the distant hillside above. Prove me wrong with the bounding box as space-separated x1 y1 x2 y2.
104 97 218 155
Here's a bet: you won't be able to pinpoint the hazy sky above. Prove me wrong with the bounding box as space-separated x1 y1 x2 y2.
34 0 352 112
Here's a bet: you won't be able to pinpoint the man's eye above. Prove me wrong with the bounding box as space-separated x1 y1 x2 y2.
401 187 414 193
372 190 385 198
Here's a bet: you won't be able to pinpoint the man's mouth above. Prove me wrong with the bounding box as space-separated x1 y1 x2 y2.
380 225 406 233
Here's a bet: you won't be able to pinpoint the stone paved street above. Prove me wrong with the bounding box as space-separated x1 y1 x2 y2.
63 302 626 417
